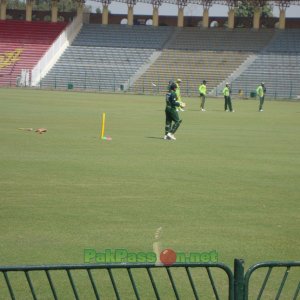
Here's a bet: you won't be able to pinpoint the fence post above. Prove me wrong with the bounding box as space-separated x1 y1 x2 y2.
234 258 244 300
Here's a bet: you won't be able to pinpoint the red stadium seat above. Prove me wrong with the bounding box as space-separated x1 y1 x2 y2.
0 20 68 86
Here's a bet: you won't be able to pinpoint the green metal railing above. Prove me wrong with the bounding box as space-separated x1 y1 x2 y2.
0 262 234 300
0 260 299 299
244 261 300 300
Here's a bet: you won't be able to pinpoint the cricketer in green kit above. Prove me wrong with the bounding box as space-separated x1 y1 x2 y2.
223 83 234 112
256 82 265 112
164 83 185 141
199 80 207 111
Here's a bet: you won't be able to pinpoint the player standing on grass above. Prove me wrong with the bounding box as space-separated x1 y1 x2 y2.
164 83 185 141
257 82 266 112
223 83 234 112
199 80 207 111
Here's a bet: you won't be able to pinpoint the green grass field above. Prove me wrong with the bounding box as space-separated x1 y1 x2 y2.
0 88 299 298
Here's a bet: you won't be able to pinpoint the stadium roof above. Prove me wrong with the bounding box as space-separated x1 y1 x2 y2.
90 0 300 8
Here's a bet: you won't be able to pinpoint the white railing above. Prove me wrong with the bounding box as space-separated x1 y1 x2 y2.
31 14 83 86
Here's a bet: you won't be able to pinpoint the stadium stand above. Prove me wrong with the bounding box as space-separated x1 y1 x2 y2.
166 27 275 51
40 24 174 90
0 20 68 87
131 28 275 95
131 49 251 95
231 29 300 98
11 21 298 99
71 24 173 49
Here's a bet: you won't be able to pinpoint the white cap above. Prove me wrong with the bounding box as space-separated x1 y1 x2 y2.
177 78 182 83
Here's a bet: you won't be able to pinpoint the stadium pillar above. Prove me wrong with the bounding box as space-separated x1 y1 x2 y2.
228 8 235 29
77 1 84 18
102 5 109 24
202 8 209 28
127 5 133 26
152 6 159 27
25 0 33 22
51 0 58 23
253 7 261 29
279 8 286 29
177 7 184 27
0 0 7 20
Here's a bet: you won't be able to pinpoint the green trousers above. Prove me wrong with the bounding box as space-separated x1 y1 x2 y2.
200 94 206 109
224 96 233 111
165 106 182 135
259 96 265 110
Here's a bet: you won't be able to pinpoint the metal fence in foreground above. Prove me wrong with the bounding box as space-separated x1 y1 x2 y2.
0 259 299 299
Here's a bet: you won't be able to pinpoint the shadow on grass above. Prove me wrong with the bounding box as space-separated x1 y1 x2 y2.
146 136 165 140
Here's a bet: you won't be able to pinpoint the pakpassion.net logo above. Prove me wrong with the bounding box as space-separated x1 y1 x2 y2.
84 249 218 266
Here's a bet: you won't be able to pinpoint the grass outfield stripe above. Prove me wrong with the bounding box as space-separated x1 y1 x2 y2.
0 88 299 298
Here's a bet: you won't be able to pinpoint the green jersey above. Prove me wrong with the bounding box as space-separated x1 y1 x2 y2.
166 91 180 109
223 86 231 96
199 84 207 96
256 85 264 97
